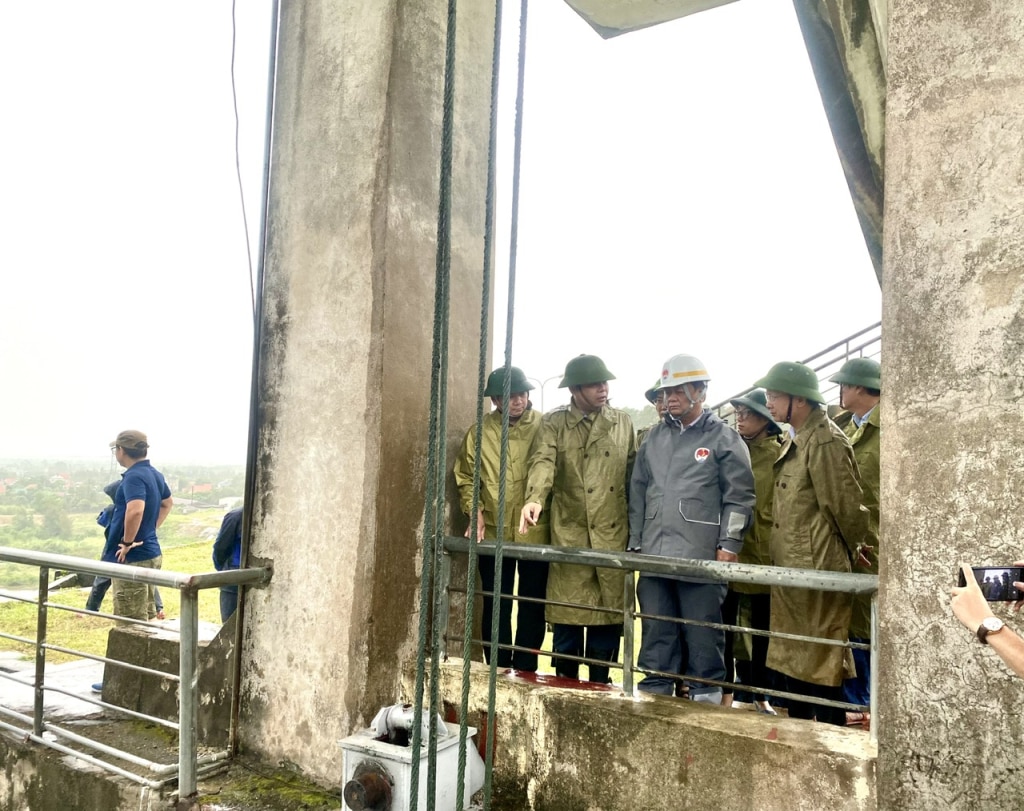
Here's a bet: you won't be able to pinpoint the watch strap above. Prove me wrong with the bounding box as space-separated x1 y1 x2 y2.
977 618 1003 644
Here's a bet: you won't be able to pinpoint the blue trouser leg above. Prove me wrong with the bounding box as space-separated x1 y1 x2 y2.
220 564 240 622
842 636 871 707
220 586 239 622
511 560 548 672
85 577 111 613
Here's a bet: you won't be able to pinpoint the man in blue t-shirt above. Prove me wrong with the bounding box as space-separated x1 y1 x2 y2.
107 429 173 621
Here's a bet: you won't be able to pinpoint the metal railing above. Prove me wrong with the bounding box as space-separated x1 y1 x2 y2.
711 320 882 419
441 537 878 743
0 546 270 802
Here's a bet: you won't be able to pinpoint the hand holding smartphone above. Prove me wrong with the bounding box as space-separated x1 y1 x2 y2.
957 566 1024 602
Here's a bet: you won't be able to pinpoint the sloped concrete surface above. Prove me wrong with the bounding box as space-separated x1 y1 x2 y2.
409 660 876 811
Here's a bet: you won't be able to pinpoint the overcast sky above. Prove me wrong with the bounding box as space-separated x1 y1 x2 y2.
0 0 879 465
496 0 881 412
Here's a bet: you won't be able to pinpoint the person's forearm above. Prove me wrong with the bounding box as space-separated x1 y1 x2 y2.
156 497 173 528
987 629 1024 678
123 501 144 544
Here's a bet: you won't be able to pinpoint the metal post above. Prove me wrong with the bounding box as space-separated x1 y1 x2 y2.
869 591 878 744
33 566 48 737
178 587 200 800
622 572 635 695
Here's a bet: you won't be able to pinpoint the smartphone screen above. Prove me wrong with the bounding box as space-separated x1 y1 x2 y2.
958 566 1024 601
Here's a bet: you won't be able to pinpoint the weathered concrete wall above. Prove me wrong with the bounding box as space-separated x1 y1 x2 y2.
408 662 876 811
879 3 1024 808
238 0 494 787
0 734 130 811
101 618 234 748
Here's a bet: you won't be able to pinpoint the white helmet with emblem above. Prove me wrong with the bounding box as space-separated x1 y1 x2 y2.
660 354 711 389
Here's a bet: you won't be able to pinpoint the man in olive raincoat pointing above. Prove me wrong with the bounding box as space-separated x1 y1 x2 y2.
520 355 636 684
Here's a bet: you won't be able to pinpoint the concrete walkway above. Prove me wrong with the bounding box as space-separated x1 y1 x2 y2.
0 653 105 723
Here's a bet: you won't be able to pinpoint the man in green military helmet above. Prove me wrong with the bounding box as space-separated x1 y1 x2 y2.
520 354 636 684
829 357 881 721
722 389 783 713
636 380 665 446
454 366 549 671
753 361 873 725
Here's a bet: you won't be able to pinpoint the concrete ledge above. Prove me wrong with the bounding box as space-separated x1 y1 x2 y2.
0 722 344 811
0 724 158 811
414 659 876 811
102 614 236 747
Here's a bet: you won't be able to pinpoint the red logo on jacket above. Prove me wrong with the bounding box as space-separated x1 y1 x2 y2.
694 448 710 462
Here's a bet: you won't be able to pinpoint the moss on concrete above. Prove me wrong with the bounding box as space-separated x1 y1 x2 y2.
196 756 341 810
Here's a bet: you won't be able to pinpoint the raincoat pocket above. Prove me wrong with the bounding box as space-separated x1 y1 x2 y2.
678 499 720 526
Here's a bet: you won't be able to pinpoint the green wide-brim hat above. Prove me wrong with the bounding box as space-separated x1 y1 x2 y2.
829 357 881 390
753 361 825 403
729 389 781 434
484 366 534 397
559 354 615 388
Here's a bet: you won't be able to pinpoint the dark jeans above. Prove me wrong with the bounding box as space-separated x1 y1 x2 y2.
220 565 239 622
785 676 847 725
479 556 548 670
723 590 773 701
85 577 111 613
552 623 619 684
722 588 739 695
842 636 871 707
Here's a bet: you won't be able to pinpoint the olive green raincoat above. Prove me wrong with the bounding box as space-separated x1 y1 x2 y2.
836 404 880 638
732 434 782 595
454 408 549 545
766 408 871 686
523 403 636 625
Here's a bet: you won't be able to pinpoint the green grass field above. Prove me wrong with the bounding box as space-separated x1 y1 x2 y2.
0 508 230 664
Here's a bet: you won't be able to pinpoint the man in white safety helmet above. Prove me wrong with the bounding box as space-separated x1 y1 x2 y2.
628 354 755 702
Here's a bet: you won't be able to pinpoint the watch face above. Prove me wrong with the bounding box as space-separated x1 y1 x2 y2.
983 617 1004 632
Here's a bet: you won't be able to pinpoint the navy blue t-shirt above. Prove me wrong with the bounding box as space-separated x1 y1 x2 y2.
107 460 172 563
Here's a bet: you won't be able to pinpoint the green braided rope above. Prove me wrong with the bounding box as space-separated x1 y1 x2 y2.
482 2 531 805
410 0 459 807
455 0 505 806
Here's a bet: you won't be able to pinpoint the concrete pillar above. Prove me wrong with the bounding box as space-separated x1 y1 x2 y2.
880 3 1024 807
238 1 495 785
